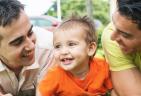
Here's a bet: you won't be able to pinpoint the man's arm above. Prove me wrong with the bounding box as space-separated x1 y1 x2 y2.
111 67 141 96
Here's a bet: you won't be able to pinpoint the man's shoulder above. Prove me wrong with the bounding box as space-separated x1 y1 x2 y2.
102 22 114 39
101 22 118 52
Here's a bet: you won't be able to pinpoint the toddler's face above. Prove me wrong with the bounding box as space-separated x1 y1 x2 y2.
53 27 96 73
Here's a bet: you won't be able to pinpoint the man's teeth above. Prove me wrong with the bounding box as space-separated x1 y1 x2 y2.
24 52 32 56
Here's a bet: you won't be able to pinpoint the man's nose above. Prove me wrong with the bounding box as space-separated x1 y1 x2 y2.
25 37 35 51
111 32 120 42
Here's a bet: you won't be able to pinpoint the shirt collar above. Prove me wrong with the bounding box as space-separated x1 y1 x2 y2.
0 60 39 72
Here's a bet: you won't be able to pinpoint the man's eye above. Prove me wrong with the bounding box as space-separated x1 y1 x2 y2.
12 38 24 46
28 31 33 37
121 32 132 38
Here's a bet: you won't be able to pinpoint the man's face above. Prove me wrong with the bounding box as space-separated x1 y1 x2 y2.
111 11 141 54
0 10 36 70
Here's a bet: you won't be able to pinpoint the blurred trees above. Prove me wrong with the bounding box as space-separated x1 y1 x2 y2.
47 0 110 26
86 0 93 19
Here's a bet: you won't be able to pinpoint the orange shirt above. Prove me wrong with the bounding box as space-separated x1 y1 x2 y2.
38 58 112 96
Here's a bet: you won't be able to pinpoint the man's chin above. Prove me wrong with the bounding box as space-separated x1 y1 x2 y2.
29 58 35 65
121 48 135 55
24 58 35 66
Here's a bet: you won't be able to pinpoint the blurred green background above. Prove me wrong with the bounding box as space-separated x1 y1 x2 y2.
46 0 110 59
47 0 110 26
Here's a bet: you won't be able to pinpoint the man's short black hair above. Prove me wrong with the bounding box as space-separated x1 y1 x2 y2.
0 0 24 27
117 0 141 30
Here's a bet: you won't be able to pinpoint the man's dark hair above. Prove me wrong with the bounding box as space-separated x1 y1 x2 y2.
0 0 24 27
117 0 141 30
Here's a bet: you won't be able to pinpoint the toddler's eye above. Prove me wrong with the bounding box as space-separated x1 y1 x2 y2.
68 42 76 46
54 44 61 49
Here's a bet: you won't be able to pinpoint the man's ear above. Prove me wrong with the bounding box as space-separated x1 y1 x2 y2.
88 42 97 56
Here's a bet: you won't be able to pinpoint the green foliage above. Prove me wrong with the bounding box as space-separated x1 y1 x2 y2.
95 25 105 59
93 0 110 25
61 0 86 19
96 25 105 48
47 0 110 25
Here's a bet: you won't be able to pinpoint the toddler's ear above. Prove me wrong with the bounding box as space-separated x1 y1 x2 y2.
88 42 97 56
